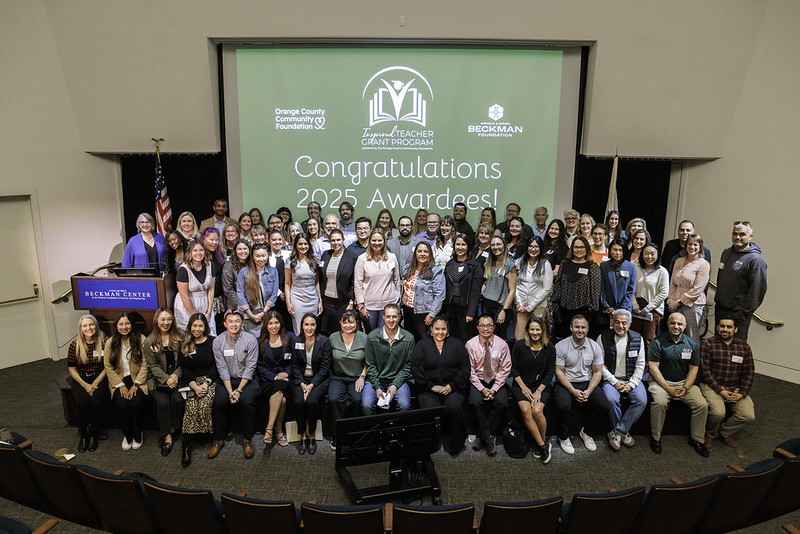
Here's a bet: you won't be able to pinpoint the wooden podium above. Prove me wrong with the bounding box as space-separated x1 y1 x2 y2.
71 274 177 334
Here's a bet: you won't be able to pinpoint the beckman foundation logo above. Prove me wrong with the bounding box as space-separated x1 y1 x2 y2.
467 103 523 139
361 66 435 151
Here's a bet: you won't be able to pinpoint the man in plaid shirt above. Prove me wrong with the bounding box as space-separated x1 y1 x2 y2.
700 315 755 449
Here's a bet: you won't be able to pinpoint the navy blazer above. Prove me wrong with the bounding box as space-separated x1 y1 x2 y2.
290 334 332 387
318 249 356 301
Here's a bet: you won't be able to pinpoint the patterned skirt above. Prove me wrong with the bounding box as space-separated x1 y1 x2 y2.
182 377 215 434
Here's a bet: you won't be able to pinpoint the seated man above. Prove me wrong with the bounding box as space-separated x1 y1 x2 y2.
210 309 261 459
700 315 755 449
600 309 647 450
465 314 511 456
647 312 709 456
362 304 414 415
554 315 612 454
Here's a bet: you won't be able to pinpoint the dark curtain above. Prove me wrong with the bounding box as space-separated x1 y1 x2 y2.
572 156 671 247
121 153 228 240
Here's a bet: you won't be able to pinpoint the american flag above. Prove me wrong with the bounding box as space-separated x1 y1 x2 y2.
154 149 172 235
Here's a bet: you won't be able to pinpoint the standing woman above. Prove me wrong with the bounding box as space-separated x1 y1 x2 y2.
176 211 200 242
543 219 569 277
236 242 279 337
164 231 187 275
599 239 637 328
250 225 268 246
287 222 303 250
411 317 470 454
481 235 517 330
285 234 322 332
104 312 148 450
511 316 556 463
470 223 494 265
667 234 710 341
67 315 109 452
626 229 652 266
549 236 601 340
305 217 322 248
402 241 446 342
178 313 217 468
319 229 356 335
589 224 609 265
514 236 554 340
257 311 294 447
222 239 250 312
174 240 216 335
433 215 456 267
354 229 400 332
248 208 264 228
268 229 292 328
290 314 331 455
238 213 253 243
277 207 294 228
444 234 484 342
200 227 226 333
376 209 397 240
221 222 240 259
413 208 429 236
504 216 530 260
327 310 369 449
578 214 596 242
605 210 624 243
122 213 165 272
144 308 184 456
624 217 647 242
479 207 498 235
632 243 669 347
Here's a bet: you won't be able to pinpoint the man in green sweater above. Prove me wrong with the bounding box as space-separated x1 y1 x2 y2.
362 304 415 415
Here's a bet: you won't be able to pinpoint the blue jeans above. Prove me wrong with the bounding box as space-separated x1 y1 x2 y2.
602 379 647 435
361 381 411 415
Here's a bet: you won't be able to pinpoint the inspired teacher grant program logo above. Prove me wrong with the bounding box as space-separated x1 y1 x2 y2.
361 66 434 151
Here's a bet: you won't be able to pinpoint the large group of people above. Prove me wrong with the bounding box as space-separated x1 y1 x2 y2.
74 201 766 464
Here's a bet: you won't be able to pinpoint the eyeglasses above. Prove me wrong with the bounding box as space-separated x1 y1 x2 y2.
565 217 578 221
252 243 269 250
477 323 494 329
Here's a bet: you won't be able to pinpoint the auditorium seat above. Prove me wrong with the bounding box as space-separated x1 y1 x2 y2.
220 493 300 533
635 475 720 534
142 478 224 533
0 435 47 513
480 498 562 534
388 502 476 534
301 502 384 534
562 486 646 534
76 465 157 534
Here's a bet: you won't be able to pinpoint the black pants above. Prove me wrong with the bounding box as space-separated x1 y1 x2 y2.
292 379 329 435
328 375 362 439
468 380 508 440
402 304 429 342
112 376 145 442
321 295 349 335
152 386 185 436
418 389 467 452
446 304 477 343
554 306 592 341
70 374 109 432
553 381 613 440
212 378 262 440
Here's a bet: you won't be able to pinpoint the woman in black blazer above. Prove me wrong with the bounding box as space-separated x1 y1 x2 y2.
268 229 293 332
318 229 357 335
444 234 484 343
411 317 470 455
290 313 332 455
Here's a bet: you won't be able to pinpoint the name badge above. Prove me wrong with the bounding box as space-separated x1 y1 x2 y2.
189 350 197 356
295 342 305 350
224 349 234 357
319 261 325 268
731 355 744 364
681 349 692 360
491 350 499 358
578 267 589 275
458 266 464 273
601 255 609 262
481 251 489 258
93 350 99 357
620 270 629 277
284 352 292 360
719 262 725 270
628 351 637 358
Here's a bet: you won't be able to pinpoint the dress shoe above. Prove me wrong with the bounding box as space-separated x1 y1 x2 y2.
243 439 255 459
722 436 739 448
485 436 497 457
161 439 173 457
308 439 317 455
299 439 308 455
78 430 88 453
689 438 710 457
650 437 662 454
181 445 191 468
207 440 225 459
704 434 715 449
88 433 99 452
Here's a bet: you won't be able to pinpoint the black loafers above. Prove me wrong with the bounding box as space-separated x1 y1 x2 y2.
650 438 662 454
688 438 710 457
308 439 317 455
299 439 308 455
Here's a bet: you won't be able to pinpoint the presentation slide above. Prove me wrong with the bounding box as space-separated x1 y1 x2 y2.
224 45 580 224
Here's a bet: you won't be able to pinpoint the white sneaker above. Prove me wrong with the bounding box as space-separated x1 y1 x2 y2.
622 433 636 447
121 437 131 451
131 438 142 450
579 427 597 451
559 438 575 455
607 431 621 451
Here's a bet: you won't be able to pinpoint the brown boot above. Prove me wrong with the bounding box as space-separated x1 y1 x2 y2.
704 434 714 449
242 439 254 459
207 440 225 459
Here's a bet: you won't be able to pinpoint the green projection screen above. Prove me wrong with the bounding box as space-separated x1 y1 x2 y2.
223 43 582 223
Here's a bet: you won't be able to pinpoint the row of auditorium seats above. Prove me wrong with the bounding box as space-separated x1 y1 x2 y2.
1 433 798 534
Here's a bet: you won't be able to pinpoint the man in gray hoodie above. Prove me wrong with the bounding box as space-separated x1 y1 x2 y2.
714 222 767 341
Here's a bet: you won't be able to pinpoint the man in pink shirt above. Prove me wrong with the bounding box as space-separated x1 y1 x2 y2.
466 314 511 456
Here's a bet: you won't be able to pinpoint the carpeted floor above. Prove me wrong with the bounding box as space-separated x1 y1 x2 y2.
1 358 799 532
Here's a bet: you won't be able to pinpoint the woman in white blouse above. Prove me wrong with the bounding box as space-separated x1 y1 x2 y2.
354 228 401 332
632 242 669 347
514 236 553 340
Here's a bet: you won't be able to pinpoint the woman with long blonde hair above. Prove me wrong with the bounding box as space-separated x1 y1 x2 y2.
67 314 109 452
